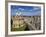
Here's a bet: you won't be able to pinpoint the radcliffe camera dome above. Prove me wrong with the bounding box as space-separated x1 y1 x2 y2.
16 12 22 16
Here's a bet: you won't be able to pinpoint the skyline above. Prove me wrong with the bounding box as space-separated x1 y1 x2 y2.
11 5 41 16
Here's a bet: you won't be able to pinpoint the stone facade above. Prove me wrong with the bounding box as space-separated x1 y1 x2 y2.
11 16 41 31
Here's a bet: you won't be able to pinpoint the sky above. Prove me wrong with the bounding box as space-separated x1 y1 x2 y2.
11 5 41 16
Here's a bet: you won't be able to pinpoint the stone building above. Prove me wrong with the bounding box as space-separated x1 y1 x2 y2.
11 16 41 31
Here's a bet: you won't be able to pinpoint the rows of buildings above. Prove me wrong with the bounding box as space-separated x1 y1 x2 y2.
11 16 41 31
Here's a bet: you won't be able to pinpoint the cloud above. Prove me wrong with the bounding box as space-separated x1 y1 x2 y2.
19 10 41 16
19 8 22 10
29 10 33 11
34 11 41 16
11 6 41 16
18 8 24 11
33 7 41 10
